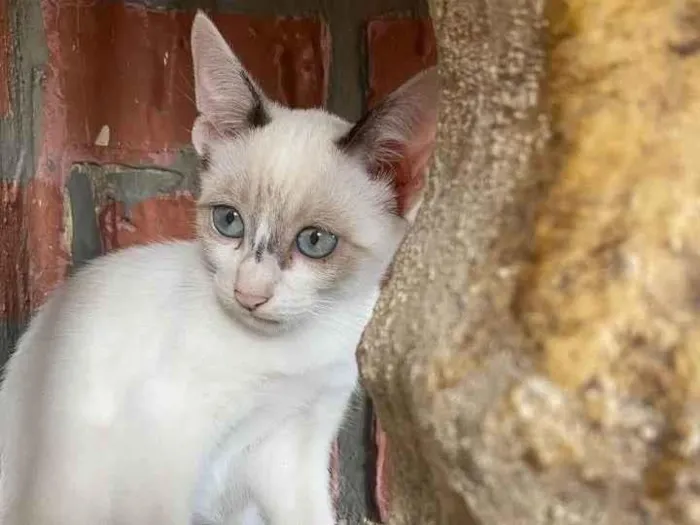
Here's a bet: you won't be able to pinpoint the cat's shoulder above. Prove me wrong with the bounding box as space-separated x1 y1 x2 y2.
15 242 207 355
78 240 200 278
55 241 206 310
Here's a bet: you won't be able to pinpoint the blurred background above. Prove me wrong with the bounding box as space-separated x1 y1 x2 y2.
0 0 435 523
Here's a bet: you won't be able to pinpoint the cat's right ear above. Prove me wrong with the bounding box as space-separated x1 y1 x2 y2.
336 68 438 222
190 11 270 156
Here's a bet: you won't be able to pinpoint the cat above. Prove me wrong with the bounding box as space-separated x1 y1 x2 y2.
0 11 436 525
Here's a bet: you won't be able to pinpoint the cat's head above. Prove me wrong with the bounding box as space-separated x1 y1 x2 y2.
190 12 437 335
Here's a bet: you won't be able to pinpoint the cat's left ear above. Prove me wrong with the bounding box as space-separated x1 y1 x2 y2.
337 67 438 222
190 11 270 155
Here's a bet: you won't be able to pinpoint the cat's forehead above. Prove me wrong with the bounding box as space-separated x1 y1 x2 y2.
247 110 350 190
202 108 390 239
215 113 351 203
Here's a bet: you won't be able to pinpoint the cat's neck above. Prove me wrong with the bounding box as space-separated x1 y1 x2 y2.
183 241 378 374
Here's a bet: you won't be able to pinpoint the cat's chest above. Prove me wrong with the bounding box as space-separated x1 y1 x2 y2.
205 351 356 437
191 367 355 522
104 300 359 454
217 369 339 442
132 322 357 431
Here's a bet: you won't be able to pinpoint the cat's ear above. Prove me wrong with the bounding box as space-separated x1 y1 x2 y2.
190 11 271 155
337 67 438 222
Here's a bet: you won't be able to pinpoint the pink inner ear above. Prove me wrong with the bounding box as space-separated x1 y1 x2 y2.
391 152 426 216
382 118 437 217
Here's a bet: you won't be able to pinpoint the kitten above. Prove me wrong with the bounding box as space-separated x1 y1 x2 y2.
0 11 436 525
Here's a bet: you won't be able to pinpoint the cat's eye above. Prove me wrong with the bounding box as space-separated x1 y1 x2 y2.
296 227 338 259
212 206 245 239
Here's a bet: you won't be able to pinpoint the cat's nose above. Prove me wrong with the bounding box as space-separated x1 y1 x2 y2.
234 289 270 311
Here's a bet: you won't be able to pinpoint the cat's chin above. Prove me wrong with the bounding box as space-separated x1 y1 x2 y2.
234 311 287 335
220 299 293 336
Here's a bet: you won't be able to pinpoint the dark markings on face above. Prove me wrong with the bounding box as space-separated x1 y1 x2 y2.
241 71 271 129
265 205 285 257
335 96 394 157
336 107 374 152
266 228 281 255
270 241 291 270
198 177 373 297
198 145 211 172
254 241 265 263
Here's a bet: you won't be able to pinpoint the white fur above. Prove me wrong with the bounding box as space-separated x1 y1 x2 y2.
0 12 436 525
0 243 378 525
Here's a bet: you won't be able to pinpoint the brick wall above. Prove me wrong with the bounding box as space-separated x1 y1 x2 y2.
0 1 435 522
0 0 9 116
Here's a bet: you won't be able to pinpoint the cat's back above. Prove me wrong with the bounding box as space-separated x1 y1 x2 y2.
18 240 200 345
0 241 206 413
35 239 201 326
65 240 203 310
0 241 222 523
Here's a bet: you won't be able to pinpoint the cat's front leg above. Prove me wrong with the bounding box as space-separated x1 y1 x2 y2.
243 413 337 525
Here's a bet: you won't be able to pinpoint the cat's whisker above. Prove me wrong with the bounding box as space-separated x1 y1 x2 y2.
173 84 197 108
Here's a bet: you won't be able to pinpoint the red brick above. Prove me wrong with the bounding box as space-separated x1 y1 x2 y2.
0 182 29 320
26 179 69 310
212 13 330 110
0 179 68 313
0 0 9 116
374 419 391 522
98 195 195 253
330 440 340 511
366 18 437 108
41 3 329 154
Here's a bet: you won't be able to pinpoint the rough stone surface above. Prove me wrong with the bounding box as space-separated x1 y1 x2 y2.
365 17 438 521
359 1 548 522
359 0 700 523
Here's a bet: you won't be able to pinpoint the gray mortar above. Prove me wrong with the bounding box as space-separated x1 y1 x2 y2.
0 319 26 367
68 149 200 270
0 0 46 184
0 0 48 364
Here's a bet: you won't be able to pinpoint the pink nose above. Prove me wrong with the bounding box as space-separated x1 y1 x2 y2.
234 290 270 311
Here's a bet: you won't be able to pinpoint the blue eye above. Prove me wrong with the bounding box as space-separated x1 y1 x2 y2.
212 206 244 238
296 227 338 259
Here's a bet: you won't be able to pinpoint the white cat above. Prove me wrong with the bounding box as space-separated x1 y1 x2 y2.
0 11 436 525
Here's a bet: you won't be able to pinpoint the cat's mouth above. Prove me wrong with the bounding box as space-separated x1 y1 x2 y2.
214 288 288 334
228 301 285 333
247 312 281 325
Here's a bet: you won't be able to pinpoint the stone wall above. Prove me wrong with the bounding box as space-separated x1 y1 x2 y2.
359 0 700 524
